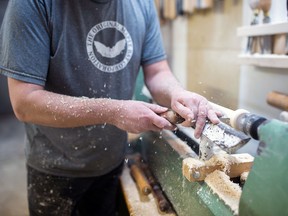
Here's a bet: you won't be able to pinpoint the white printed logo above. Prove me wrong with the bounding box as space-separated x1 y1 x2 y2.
86 21 133 73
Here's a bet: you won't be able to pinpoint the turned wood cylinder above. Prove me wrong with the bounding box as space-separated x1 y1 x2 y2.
267 91 288 112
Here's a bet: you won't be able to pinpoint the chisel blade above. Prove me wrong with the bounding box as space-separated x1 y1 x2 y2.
202 122 251 154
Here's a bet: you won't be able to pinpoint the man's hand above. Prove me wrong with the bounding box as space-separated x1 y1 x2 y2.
112 101 175 134
143 59 222 138
170 90 222 139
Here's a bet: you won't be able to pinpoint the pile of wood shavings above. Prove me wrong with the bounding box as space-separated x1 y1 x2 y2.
203 123 241 149
205 170 242 215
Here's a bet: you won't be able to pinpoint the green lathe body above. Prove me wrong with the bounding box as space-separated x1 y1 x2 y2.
239 120 288 216
132 119 288 216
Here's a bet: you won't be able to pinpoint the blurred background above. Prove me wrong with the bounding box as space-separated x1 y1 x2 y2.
0 0 28 215
0 0 288 215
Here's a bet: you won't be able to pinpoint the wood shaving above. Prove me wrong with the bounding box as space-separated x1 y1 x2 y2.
205 170 242 215
240 171 249 183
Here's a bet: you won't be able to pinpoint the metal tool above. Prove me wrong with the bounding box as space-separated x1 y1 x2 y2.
247 0 261 54
160 110 251 159
259 0 272 54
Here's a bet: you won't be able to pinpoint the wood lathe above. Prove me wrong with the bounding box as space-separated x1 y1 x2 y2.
121 103 288 216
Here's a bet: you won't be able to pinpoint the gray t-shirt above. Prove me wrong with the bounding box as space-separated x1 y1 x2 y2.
0 0 166 177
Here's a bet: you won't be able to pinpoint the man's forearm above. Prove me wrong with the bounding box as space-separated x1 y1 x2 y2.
12 89 120 128
144 61 184 107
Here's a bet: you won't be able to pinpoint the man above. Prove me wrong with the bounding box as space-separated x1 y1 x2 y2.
0 0 220 215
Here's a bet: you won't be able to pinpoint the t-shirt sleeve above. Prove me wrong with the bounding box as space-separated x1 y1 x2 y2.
0 0 50 86
141 0 167 66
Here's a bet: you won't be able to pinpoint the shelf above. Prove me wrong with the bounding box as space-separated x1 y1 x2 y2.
237 22 288 37
238 54 288 68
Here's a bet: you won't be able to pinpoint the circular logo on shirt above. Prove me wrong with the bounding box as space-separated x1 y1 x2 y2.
86 21 133 73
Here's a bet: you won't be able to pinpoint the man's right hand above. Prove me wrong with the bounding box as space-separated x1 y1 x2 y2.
111 100 175 134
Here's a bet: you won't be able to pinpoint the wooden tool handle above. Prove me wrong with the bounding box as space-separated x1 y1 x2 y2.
160 110 185 125
130 164 152 196
259 0 271 13
267 91 288 111
163 0 177 20
161 103 236 125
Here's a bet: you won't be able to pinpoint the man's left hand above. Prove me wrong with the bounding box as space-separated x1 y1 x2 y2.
170 90 222 139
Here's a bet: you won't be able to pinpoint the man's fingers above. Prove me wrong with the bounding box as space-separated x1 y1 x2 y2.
193 101 207 138
207 109 220 124
144 102 168 114
173 102 195 122
194 118 206 139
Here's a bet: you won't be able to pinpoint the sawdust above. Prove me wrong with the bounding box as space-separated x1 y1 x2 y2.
240 171 249 183
205 170 242 215
205 152 239 174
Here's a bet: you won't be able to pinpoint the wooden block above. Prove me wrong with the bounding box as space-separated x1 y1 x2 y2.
182 153 254 182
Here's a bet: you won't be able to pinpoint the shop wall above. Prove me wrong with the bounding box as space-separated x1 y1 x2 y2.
185 1 242 110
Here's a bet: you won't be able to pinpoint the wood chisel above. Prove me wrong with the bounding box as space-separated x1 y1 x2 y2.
160 110 251 159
